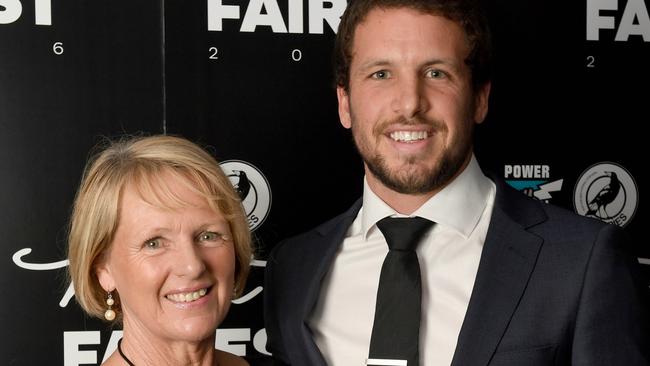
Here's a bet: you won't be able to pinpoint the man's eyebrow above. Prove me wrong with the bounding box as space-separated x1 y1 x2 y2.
356 59 392 73
421 58 459 69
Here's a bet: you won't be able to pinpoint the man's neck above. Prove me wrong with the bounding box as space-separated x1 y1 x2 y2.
364 156 473 215
366 175 437 215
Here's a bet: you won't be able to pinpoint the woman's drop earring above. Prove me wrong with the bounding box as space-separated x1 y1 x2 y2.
104 292 116 321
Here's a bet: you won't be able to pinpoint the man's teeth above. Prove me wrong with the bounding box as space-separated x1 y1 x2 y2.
166 288 208 303
389 131 428 142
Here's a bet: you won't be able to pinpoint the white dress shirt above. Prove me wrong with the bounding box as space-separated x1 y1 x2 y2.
308 155 496 366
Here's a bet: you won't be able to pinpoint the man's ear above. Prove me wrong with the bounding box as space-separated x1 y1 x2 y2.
473 81 491 124
337 86 352 129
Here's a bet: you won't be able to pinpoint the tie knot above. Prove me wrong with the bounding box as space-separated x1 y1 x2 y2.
376 217 433 251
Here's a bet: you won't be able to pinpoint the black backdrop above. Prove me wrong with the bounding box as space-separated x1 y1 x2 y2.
1 0 648 364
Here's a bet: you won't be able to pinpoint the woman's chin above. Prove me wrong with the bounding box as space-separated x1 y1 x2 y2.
169 318 221 343
130 322 219 345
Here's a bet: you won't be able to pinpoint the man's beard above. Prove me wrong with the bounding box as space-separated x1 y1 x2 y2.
352 115 472 195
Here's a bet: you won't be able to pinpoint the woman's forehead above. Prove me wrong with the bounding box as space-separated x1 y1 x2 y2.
123 168 215 212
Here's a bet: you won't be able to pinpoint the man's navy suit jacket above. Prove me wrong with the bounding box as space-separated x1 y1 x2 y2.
264 179 649 365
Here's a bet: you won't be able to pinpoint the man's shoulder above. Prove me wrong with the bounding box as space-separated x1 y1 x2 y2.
536 199 623 245
494 175 607 231
494 178 620 247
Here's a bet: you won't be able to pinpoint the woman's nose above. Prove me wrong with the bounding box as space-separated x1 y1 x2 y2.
174 241 207 278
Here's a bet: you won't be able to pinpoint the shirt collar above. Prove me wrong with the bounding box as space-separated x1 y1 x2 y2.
361 154 493 239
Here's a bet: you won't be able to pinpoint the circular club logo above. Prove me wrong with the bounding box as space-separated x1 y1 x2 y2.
220 160 271 231
573 162 638 227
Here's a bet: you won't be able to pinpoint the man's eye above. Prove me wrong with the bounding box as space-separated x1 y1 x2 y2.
143 238 162 249
371 70 391 79
426 69 445 79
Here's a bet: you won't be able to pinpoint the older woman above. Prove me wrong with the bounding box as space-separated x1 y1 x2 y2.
68 135 251 366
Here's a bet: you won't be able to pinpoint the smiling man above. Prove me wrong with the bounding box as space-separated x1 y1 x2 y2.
264 1 649 365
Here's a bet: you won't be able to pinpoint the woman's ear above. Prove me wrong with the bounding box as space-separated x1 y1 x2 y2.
96 258 115 292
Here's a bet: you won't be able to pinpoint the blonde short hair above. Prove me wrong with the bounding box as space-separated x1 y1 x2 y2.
67 135 251 320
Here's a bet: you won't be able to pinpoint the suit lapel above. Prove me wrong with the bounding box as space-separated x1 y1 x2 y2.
293 199 362 365
451 180 546 366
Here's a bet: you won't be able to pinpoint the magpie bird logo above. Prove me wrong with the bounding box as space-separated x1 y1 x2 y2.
232 170 252 201
584 171 620 217
220 160 272 231
573 162 638 227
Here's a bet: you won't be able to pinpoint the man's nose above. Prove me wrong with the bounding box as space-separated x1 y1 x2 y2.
391 75 429 119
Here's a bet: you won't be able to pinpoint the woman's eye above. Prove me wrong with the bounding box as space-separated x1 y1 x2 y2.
143 238 162 249
200 232 218 241
371 70 391 79
198 231 228 243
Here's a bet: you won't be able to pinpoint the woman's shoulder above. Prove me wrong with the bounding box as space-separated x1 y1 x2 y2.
215 350 249 366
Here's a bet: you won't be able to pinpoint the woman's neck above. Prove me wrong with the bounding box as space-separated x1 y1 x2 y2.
116 322 217 366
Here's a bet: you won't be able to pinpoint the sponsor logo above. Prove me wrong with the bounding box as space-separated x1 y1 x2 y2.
207 0 346 33
0 0 52 25
64 328 269 365
573 162 638 226
220 160 272 232
504 164 563 203
587 0 650 41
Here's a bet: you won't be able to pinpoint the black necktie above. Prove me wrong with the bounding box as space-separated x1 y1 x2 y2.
368 217 434 366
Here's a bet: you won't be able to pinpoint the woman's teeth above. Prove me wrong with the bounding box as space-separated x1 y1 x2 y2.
166 288 207 303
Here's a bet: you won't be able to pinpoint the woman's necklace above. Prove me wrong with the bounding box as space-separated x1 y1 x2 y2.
116 338 220 366
117 338 136 366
